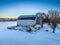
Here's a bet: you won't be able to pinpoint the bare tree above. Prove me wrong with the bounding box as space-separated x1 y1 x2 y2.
48 10 60 33
51 21 57 33
36 12 46 28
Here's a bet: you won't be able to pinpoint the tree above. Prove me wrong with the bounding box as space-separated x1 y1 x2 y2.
52 21 57 33
36 12 46 28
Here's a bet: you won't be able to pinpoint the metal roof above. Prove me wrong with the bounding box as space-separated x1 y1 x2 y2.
18 15 36 20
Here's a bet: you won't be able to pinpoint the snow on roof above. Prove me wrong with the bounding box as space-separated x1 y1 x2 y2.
18 15 36 20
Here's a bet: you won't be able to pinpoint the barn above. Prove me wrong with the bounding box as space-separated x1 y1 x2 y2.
17 15 37 26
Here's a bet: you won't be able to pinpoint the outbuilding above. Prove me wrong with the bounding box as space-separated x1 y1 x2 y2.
17 15 37 26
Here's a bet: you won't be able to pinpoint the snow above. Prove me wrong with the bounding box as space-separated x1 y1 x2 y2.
0 21 60 45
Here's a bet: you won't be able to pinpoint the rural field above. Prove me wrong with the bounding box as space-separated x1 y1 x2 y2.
0 21 60 45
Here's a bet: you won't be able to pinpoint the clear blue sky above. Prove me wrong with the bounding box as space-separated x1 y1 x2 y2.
0 0 60 18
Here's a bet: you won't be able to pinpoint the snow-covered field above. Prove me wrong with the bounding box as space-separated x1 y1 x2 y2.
0 21 60 45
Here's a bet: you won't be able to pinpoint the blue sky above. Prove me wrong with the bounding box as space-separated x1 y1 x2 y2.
0 0 60 18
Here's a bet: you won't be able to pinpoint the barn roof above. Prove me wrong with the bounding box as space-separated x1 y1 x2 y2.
18 15 36 20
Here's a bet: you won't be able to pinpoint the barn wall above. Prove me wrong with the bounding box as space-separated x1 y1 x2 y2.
17 20 36 26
